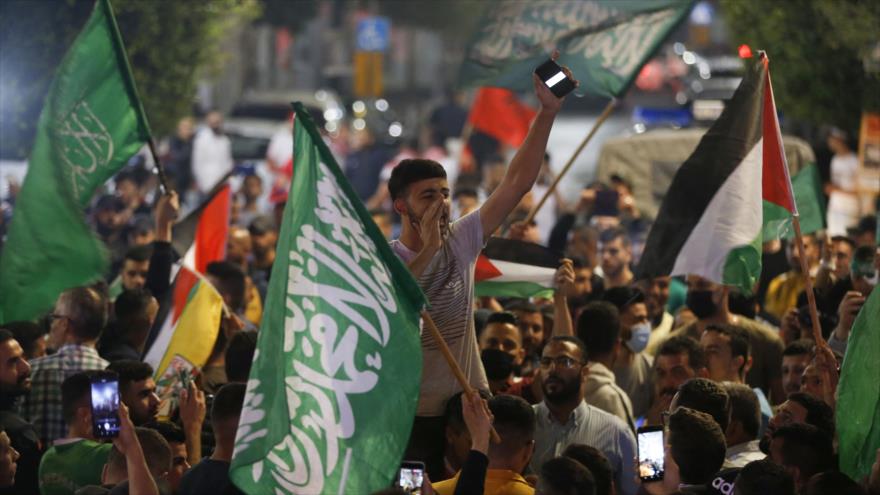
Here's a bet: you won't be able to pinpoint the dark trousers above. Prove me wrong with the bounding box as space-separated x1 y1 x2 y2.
404 415 446 483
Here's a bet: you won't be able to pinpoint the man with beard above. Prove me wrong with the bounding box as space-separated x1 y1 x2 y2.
672 275 785 404
478 312 537 403
781 339 813 396
641 276 675 356
0 329 39 495
644 335 708 425
597 228 634 289
758 392 834 455
105 361 160 426
507 301 546 377
531 336 636 495
392 58 574 481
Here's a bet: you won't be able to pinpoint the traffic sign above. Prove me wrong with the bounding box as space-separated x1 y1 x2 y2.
356 17 390 52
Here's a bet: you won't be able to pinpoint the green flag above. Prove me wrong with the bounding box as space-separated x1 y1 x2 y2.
762 163 826 240
0 0 151 323
458 0 695 98
230 102 427 495
837 285 880 481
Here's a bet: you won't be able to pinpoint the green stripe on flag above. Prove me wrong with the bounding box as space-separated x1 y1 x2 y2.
475 281 554 299
762 163 826 241
837 286 880 481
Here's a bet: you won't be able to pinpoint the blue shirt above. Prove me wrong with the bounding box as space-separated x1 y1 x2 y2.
532 400 638 495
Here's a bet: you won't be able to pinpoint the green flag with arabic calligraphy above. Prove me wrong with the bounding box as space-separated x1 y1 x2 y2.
230 102 427 494
0 0 152 323
459 0 695 98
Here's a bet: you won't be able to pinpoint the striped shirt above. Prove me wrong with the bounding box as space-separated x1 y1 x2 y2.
532 401 638 495
391 210 489 416
22 344 109 443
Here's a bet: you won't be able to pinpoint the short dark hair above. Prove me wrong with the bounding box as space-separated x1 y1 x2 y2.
487 395 535 458
124 244 153 263
545 335 587 362
486 311 517 326
106 360 153 390
58 287 108 341
786 392 835 439
562 444 613 495
539 456 596 495
212 382 247 423
248 215 276 237
443 390 491 434
734 459 795 495
61 371 98 423
830 235 856 250
206 261 246 312
676 378 730 432
388 159 447 200
143 420 186 444
0 329 13 344
658 335 706 371
225 330 258 382
771 423 834 480
598 227 630 248
2 321 45 358
505 299 540 315
107 427 171 478
601 286 645 312
576 301 620 360
803 471 865 495
668 406 727 484
114 288 154 325
783 339 814 357
704 323 750 375
722 382 761 440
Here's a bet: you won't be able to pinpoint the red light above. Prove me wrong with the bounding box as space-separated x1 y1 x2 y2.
738 44 753 58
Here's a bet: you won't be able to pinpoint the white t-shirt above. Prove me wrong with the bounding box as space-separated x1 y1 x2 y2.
827 153 860 235
191 128 233 193
390 210 489 416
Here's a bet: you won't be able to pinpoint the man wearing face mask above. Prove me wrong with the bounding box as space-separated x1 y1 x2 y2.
478 312 539 403
672 275 785 404
602 287 654 419
191 110 233 196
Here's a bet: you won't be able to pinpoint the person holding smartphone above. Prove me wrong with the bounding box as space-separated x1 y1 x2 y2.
392 51 576 480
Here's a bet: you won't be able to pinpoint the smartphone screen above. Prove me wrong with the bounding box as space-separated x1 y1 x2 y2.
638 426 665 482
535 59 576 98
397 461 425 495
90 374 121 439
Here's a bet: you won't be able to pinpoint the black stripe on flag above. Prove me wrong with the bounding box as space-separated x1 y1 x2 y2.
482 236 560 268
635 58 767 280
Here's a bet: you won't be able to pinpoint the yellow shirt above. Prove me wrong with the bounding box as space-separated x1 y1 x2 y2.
433 469 534 495
763 271 806 320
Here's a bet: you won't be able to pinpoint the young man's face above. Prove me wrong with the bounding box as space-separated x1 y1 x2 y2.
513 310 544 357
0 338 30 397
396 178 451 236
121 377 160 426
654 352 701 402
645 276 671 320
782 353 811 395
479 322 525 366
166 441 190 492
0 432 18 488
700 330 742 382
121 258 149 290
599 237 631 277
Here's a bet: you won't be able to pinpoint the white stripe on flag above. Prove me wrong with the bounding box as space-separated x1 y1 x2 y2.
487 259 557 285
671 139 763 282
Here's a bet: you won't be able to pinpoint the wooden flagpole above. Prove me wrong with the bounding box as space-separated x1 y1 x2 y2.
791 215 826 346
147 138 172 194
420 309 501 443
524 99 617 224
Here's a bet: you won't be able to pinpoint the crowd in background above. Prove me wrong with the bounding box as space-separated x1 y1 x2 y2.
0 93 879 495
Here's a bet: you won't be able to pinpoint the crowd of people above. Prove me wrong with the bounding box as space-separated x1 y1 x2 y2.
1 62 879 495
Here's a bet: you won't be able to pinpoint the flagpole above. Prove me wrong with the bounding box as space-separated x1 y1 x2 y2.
147 139 172 194
420 310 501 444
790 214 826 346
524 99 618 224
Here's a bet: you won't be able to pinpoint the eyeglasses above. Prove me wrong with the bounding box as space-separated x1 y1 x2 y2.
539 356 583 370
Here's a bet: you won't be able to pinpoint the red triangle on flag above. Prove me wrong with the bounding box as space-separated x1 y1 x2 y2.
475 254 502 282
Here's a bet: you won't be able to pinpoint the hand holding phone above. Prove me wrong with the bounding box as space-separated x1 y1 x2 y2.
90 372 121 439
638 426 665 482
535 58 577 98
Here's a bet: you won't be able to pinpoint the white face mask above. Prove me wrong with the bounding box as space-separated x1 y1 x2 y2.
627 322 652 353
865 270 879 287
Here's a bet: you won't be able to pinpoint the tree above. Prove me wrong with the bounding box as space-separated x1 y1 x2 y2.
721 0 880 135
0 0 259 160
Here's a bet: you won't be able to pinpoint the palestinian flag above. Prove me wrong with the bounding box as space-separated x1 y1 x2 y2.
143 180 230 403
636 54 796 292
475 237 560 298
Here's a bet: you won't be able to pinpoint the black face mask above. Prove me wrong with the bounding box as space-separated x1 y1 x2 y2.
686 289 719 319
481 349 514 381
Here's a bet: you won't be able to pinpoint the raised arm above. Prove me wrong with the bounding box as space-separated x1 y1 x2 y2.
479 53 575 237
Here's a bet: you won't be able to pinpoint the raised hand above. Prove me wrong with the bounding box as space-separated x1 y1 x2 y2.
461 391 493 454
416 198 445 253
555 258 575 298
533 49 578 115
